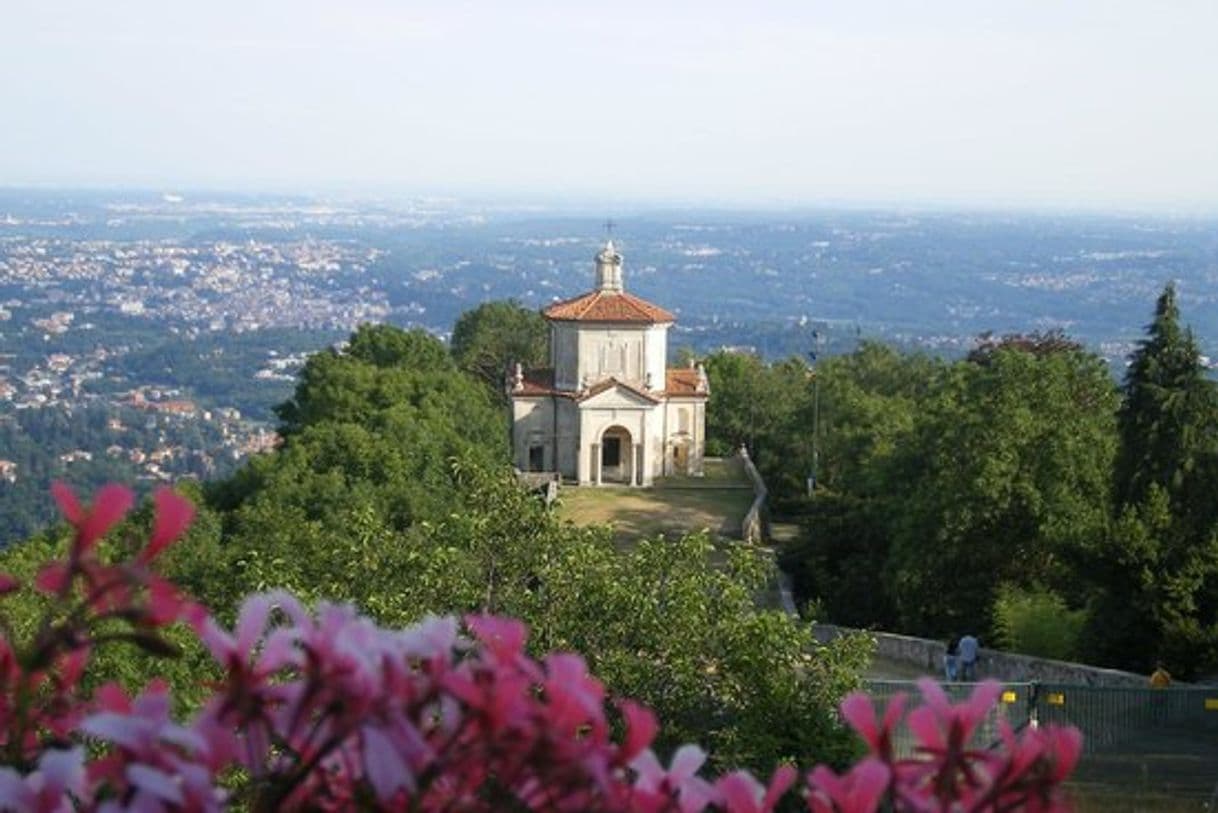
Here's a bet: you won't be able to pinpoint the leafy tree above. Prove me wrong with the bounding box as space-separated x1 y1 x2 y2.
776 345 936 628
0 485 222 715
202 324 873 770
782 490 897 629
704 351 773 457
518 526 871 771
450 300 548 396
4 321 875 771
703 351 817 504
217 324 508 526
347 321 455 372
1077 486 1212 672
204 448 873 772
967 329 1083 366
884 345 1117 636
274 324 488 438
812 343 940 496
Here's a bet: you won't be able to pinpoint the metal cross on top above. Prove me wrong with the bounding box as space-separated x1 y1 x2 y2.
603 219 616 239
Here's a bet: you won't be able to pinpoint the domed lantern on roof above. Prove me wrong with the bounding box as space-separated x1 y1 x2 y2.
595 240 623 292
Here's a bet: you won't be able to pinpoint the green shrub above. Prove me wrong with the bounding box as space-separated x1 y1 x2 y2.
992 583 1086 661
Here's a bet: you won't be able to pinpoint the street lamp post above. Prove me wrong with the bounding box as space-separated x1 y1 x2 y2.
808 329 825 498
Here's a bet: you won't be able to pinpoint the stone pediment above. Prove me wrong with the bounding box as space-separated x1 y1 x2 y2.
577 378 661 409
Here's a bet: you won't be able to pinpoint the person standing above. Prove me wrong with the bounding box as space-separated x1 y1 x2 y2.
958 633 980 681
1149 662 1172 688
944 635 960 681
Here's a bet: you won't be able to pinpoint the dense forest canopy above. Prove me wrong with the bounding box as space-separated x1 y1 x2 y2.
1 315 869 774
5 282 1217 777
0 403 244 542
713 286 1218 677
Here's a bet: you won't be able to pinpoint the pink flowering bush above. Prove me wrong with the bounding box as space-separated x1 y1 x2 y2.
0 484 1082 811
807 683 1082 812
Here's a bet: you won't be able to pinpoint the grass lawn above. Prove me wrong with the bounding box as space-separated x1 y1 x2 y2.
554 457 792 609
555 484 754 544
555 457 754 545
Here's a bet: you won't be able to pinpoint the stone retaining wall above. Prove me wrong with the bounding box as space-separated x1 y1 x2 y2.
515 470 560 506
814 623 1150 688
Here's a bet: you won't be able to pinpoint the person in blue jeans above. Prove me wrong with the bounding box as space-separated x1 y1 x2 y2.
958 634 979 680
944 636 960 681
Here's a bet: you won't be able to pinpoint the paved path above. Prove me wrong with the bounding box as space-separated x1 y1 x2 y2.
866 654 939 681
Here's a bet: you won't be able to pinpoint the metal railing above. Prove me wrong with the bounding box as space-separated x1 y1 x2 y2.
862 680 1218 800
863 680 1036 756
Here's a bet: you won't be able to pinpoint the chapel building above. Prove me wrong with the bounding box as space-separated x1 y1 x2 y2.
509 241 708 486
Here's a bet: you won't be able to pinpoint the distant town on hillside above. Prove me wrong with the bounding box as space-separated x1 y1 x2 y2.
0 188 1215 542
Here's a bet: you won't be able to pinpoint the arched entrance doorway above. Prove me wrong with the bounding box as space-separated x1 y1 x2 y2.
599 425 633 484
671 437 690 475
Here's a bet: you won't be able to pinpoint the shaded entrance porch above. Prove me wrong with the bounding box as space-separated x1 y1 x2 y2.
591 425 643 486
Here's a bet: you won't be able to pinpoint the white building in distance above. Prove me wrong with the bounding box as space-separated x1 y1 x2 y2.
509 241 708 486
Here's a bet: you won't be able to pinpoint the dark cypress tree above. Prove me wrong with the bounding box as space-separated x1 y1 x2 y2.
1089 283 1218 675
1115 283 1218 525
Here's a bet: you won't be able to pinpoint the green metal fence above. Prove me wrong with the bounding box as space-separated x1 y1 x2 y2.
1034 683 1218 748
863 680 1036 756
862 680 1218 803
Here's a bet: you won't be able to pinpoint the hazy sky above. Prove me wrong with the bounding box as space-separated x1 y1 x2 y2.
3 1 1217 208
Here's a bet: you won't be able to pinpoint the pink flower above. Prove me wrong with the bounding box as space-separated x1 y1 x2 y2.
906 678 1000 756
138 487 196 564
617 701 658 765
715 764 796 813
33 562 70 595
360 726 418 803
542 652 606 739
631 744 716 812
144 577 195 626
0 746 85 812
51 481 133 558
0 572 18 595
465 614 528 660
82 683 225 809
806 758 890 813
2 484 1087 813
1046 724 1083 782
194 591 302 674
840 690 906 761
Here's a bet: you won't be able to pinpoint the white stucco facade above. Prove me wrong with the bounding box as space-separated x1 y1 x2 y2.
509 241 708 486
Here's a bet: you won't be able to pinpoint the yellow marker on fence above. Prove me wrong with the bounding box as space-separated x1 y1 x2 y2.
1046 692 1065 706
1001 691 1018 704
1204 698 1218 711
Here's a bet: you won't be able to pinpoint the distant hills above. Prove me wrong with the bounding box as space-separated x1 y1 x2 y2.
0 189 1215 542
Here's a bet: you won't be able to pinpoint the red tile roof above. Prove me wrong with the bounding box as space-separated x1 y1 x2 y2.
513 368 566 397
665 368 706 397
542 291 675 324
